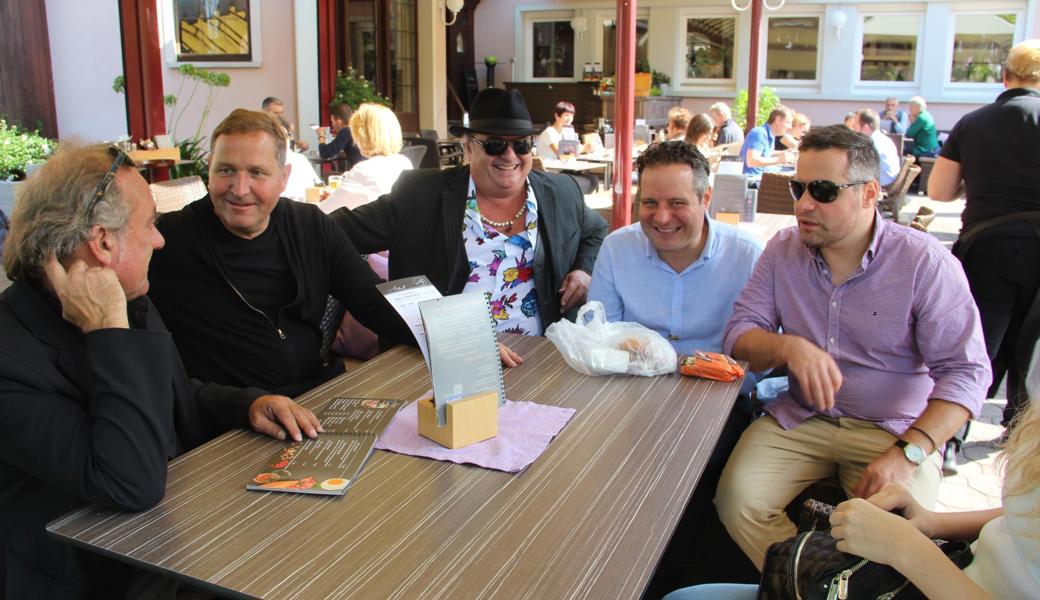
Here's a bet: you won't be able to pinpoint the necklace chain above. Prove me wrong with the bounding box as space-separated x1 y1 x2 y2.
480 203 527 229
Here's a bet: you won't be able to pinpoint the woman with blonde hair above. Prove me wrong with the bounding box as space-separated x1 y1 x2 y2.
321 103 413 213
666 340 1040 599
776 112 810 150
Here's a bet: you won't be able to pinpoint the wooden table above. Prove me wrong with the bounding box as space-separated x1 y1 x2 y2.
48 335 743 600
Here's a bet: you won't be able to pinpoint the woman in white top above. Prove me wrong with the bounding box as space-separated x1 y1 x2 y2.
320 103 413 213
536 101 587 158
665 342 1040 600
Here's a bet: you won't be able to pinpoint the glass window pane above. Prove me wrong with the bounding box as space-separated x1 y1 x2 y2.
950 14 1016 83
600 19 648 77
765 17 819 80
390 0 417 113
686 18 735 79
860 15 919 81
532 21 575 78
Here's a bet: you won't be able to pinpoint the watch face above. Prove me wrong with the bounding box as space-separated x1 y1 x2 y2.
903 442 926 465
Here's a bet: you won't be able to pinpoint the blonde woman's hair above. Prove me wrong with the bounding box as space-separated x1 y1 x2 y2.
350 103 403 158
1001 343 1040 505
793 113 811 130
1005 39 1040 84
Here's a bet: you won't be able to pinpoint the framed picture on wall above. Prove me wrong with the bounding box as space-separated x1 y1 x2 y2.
160 0 262 67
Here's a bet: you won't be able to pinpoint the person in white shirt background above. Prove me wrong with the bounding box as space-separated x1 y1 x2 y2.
536 101 589 158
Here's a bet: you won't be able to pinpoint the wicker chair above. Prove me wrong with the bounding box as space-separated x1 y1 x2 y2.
149 176 207 213
756 172 795 215
881 163 921 224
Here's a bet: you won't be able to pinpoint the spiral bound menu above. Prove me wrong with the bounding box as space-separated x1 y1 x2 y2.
418 291 505 426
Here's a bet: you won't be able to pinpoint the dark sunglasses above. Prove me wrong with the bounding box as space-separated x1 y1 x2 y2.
470 136 534 156
788 178 870 204
89 146 135 218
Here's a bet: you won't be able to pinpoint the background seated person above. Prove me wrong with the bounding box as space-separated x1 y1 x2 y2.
318 102 365 169
0 143 318 597
856 109 900 187
149 109 411 397
881 96 910 135
262 96 308 152
740 107 795 177
279 117 323 201
321 103 413 213
665 106 693 141
684 113 717 158
331 88 608 367
536 100 589 158
710 102 744 147
905 96 940 158
716 125 990 570
776 112 810 150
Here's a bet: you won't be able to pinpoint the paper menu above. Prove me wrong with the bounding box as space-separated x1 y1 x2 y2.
418 291 505 426
376 276 443 367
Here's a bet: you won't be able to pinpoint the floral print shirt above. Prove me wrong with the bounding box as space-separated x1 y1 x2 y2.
461 177 542 336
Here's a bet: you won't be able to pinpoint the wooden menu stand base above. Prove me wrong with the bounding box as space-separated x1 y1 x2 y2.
417 390 498 449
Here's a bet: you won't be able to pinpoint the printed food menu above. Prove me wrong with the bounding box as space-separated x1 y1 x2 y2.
246 397 404 495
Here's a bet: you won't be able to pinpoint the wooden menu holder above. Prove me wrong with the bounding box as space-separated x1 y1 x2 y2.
417 390 498 449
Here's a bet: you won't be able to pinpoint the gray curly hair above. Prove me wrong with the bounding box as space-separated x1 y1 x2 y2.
3 142 133 281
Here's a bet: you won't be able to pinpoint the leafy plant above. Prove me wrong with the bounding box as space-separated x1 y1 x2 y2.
635 58 651 73
651 69 671 87
167 64 231 144
733 87 782 129
0 119 52 181
333 67 390 108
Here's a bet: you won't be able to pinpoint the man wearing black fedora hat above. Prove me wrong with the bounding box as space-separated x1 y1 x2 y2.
331 88 607 364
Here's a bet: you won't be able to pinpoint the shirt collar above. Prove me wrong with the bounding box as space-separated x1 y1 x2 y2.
807 209 884 271
997 87 1040 102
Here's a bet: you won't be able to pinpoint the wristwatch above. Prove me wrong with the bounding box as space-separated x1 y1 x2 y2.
895 439 927 465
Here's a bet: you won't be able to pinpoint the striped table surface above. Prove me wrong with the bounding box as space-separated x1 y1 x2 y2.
49 334 742 600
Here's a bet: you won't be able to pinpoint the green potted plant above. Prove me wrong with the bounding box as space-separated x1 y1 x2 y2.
0 119 53 216
651 69 671 96
333 67 390 108
733 87 783 130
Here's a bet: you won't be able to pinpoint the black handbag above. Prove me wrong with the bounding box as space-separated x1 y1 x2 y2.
757 500 974 600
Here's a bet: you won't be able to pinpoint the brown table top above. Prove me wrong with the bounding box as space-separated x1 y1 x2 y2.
48 334 742 599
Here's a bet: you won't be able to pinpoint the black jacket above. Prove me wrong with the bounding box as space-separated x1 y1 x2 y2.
330 167 608 331
319 127 364 169
150 196 410 396
0 280 261 598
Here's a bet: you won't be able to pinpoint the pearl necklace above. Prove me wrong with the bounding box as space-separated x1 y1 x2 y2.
480 203 528 229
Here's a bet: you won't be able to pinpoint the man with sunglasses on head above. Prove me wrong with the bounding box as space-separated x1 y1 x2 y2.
714 125 990 571
0 143 321 597
332 88 608 366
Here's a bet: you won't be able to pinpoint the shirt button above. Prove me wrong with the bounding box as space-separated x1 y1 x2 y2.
831 301 837 308
828 337 835 344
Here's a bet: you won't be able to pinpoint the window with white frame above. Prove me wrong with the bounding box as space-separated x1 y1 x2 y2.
949 14 1017 83
765 17 820 80
686 18 735 80
860 14 920 82
531 21 575 78
600 18 648 78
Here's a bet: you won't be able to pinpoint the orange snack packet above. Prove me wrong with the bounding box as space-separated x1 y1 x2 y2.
679 351 745 382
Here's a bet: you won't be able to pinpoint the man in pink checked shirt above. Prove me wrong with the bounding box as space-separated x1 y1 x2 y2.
714 125 991 571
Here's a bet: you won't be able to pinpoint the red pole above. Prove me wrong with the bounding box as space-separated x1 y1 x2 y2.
745 0 762 133
119 0 169 180
611 0 636 229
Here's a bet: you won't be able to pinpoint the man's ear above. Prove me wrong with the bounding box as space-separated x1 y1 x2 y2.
701 186 713 211
84 225 117 266
862 180 881 209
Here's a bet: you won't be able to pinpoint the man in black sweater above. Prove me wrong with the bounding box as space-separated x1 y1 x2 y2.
318 102 365 170
149 109 410 397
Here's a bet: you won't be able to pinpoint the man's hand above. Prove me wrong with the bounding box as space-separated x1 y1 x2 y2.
782 335 843 411
558 269 591 312
249 395 323 442
44 257 129 333
499 341 523 368
852 446 916 499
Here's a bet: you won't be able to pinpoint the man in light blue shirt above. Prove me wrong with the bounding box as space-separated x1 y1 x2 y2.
740 107 795 177
881 97 910 135
857 109 899 186
589 142 763 358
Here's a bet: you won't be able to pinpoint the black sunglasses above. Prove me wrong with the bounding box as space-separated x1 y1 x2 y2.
470 136 534 156
788 178 870 204
89 146 135 218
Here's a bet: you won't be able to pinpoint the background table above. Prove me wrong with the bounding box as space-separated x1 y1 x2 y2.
49 335 743 600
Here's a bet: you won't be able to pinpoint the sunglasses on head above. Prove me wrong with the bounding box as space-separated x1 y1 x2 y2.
470 136 534 156
89 146 135 218
788 178 870 204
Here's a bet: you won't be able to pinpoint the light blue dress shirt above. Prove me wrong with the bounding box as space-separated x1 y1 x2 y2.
588 219 763 356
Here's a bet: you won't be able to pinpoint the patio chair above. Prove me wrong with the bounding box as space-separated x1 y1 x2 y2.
402 137 441 169
756 172 795 215
149 175 207 213
881 163 921 224
400 144 428 169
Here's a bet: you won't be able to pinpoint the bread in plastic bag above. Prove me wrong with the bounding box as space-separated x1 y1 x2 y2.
545 301 677 376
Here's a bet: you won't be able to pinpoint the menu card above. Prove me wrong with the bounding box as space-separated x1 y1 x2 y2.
418 291 505 426
246 397 404 495
376 276 443 366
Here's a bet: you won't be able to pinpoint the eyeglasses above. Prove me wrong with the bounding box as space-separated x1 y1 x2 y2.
788 178 870 204
470 136 534 156
89 146 135 218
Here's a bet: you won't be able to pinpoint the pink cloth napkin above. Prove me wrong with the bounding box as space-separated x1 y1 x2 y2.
374 399 576 473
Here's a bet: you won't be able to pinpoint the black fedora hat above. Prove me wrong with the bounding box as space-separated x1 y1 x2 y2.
448 88 543 137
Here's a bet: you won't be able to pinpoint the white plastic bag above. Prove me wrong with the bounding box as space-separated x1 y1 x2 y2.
545 301 677 376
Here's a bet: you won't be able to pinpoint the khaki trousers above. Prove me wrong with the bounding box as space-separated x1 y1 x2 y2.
714 415 942 570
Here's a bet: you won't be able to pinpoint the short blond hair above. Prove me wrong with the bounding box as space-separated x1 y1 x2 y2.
667 106 693 131
793 113 811 129
350 103 403 157
211 108 287 165
1005 39 1040 84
